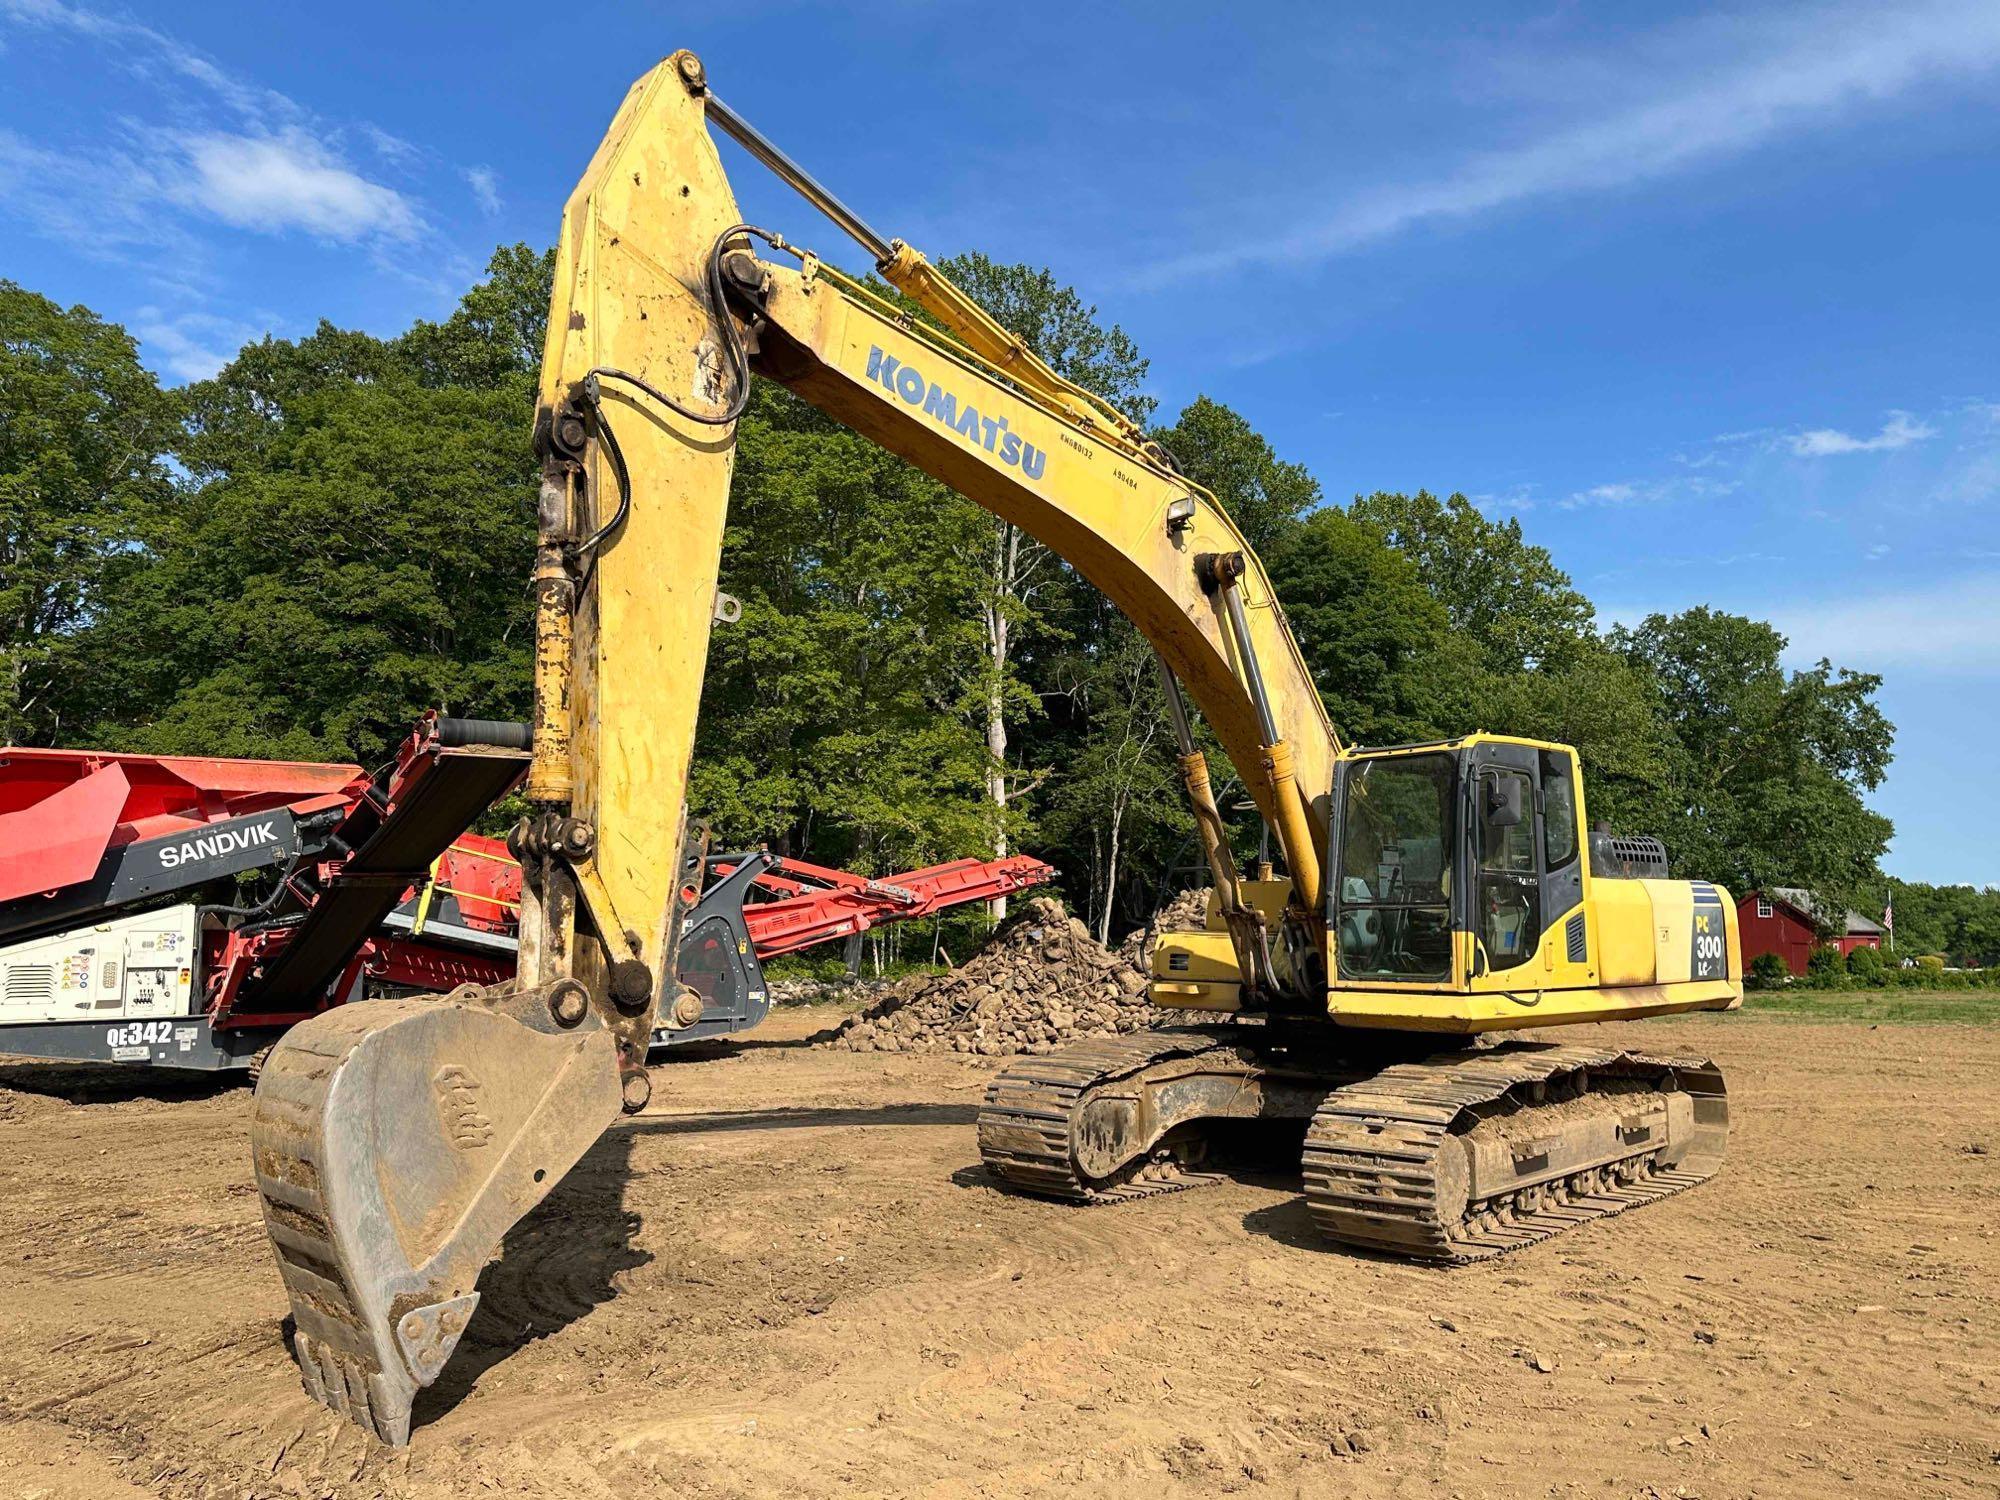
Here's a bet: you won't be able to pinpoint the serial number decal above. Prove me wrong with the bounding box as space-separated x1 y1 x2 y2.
105 1020 179 1050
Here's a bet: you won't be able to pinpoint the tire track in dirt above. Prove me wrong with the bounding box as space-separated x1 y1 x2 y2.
0 1009 1992 1498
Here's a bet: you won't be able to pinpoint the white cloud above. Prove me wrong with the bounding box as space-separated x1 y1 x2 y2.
1935 445 2000 505
1137 1 2000 286
1559 475 1739 509
1468 486 1539 513
168 128 420 242
362 122 422 166
132 306 267 383
1643 550 1785 571
0 126 225 287
2 1 426 255
2 121 420 263
1787 411 1937 456
1764 573 2000 671
1571 482 1638 506
0 0 289 125
463 165 501 217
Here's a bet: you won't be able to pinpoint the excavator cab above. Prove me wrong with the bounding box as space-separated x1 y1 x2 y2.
1331 736 1585 989
1152 734 1740 1032
1327 734 1739 1029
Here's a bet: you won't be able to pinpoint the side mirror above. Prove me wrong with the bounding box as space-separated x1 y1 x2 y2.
1484 773 1524 829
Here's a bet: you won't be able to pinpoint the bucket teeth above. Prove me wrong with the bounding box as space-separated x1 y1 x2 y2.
250 995 623 1444
292 1329 411 1445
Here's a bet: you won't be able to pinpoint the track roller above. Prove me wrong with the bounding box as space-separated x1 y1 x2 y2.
1301 1043 1728 1262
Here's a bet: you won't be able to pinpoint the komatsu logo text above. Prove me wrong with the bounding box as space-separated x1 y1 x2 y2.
865 346 1048 480
158 819 280 869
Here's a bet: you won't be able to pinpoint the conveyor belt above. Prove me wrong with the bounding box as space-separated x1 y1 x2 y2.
238 745 527 1011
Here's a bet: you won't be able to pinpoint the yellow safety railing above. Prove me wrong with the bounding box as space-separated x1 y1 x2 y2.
408 845 522 938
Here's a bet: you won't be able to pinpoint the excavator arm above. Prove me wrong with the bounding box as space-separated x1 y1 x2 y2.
249 50 1341 1443
528 52 1338 994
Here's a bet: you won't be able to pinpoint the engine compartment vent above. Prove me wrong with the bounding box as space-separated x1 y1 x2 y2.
1589 832 1670 881
3 964 56 1003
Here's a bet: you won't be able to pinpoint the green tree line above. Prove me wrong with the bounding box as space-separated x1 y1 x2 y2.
0 247 1920 941
1880 878 2000 967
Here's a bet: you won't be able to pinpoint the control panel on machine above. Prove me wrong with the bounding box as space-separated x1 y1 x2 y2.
0 905 199 1025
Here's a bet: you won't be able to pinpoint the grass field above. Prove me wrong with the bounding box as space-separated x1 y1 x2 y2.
1736 985 2000 1024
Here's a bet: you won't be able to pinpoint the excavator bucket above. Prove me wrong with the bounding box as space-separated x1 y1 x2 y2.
249 994 622 1443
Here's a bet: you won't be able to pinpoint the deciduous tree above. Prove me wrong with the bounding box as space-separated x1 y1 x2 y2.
690 381 999 873
1350 490 1597 672
0 283 178 744
1265 507 1468 746
66 250 552 763
933 253 1153 911
1612 607 1893 922
1155 396 1318 555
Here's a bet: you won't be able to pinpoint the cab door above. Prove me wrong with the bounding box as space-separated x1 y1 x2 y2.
1466 742 1543 977
1464 741 1591 984
1327 750 1460 991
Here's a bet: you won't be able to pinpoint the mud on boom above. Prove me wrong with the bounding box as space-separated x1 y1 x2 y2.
249 50 1742 1445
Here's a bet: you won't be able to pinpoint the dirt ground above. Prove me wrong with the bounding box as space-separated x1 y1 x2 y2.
0 1007 1993 1500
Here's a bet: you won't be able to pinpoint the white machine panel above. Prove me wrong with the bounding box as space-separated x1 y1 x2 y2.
0 904 200 1027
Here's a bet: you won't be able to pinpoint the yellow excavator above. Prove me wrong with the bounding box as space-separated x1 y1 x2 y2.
249 51 1742 1444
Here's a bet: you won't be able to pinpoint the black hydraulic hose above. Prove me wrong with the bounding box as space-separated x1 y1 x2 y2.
571 407 628 595
574 224 781 562
196 837 315 923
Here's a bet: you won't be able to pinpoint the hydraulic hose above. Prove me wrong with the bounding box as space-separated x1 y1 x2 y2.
575 224 783 561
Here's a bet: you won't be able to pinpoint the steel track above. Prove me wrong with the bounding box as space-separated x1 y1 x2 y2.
978 1031 1728 1264
975 1029 1237 1201
1301 1044 1728 1262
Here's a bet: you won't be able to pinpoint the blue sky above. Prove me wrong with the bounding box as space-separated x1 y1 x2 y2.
4 2 1997 885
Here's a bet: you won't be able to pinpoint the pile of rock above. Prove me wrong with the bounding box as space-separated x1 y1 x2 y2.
822 896 1162 1056
1116 887 1211 970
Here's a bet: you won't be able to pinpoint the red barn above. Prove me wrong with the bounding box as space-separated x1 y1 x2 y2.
1737 887 1884 976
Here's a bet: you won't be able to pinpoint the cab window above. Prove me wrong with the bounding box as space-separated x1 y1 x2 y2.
1335 753 1455 982
1477 766 1540 971
1541 750 1578 870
